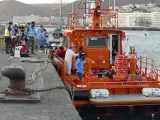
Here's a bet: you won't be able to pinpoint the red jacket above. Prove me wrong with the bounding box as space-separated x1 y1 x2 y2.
56 49 66 59
19 40 23 45
20 46 28 53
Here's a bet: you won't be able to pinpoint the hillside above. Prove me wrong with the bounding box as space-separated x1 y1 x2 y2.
0 0 152 22
31 3 67 11
52 0 151 17
0 0 57 22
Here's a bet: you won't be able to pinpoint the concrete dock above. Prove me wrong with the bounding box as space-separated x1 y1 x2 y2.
0 50 82 120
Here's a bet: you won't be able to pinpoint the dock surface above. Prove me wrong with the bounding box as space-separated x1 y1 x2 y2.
0 50 82 120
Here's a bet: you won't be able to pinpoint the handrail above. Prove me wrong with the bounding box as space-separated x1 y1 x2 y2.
138 56 159 81
67 0 118 28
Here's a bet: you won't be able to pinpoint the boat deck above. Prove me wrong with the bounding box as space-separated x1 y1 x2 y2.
90 94 160 106
0 50 82 120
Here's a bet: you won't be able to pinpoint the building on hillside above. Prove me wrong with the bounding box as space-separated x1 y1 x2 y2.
13 15 39 24
152 0 160 4
115 12 160 28
152 12 160 27
12 15 66 25
118 13 136 27
135 12 153 27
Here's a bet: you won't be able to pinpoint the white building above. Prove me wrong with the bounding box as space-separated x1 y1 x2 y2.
118 13 136 27
152 12 160 27
117 12 160 28
135 12 153 27
13 15 39 24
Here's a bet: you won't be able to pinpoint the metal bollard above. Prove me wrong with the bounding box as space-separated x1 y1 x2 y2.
1 66 26 95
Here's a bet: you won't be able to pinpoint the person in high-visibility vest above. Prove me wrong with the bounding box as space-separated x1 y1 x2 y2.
4 22 13 54
27 21 36 54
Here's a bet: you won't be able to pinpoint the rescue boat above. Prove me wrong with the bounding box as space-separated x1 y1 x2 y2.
49 0 160 116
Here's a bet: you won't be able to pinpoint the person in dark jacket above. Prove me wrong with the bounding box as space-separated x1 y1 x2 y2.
78 47 85 59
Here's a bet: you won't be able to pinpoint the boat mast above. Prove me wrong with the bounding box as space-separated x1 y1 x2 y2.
113 0 115 11
72 0 74 13
90 0 101 29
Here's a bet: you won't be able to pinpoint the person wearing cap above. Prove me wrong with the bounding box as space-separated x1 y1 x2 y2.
65 46 79 75
75 53 86 80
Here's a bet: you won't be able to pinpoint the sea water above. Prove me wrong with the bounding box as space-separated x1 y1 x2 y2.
124 30 160 67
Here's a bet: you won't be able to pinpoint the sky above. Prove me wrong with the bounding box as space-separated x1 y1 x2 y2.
0 0 76 4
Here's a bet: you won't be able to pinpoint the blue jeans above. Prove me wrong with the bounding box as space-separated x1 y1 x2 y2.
76 72 83 80
5 37 13 54
36 39 41 50
27 37 34 53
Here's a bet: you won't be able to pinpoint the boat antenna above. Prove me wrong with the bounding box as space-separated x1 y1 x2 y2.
72 0 74 14
90 0 102 29
109 0 110 8
60 0 62 24
113 0 115 11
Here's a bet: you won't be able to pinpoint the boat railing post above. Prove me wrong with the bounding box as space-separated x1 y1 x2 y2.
156 73 158 81
140 56 142 75
145 58 148 76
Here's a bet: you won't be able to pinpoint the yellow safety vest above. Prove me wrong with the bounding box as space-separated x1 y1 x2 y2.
16 33 20 37
4 28 10 36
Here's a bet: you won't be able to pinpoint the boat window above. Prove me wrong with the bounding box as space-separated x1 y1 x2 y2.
87 36 107 47
112 35 119 52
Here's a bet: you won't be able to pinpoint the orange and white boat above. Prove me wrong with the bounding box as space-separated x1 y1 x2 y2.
49 0 160 115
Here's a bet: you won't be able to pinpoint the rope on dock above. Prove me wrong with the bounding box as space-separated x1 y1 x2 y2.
20 58 49 85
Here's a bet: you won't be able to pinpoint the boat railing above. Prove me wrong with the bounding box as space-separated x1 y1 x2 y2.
87 80 159 89
138 56 159 81
67 10 118 29
67 0 118 29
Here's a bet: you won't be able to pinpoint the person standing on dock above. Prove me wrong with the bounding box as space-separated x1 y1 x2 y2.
4 22 13 54
27 21 36 54
36 29 47 52
36 25 44 34
65 46 79 75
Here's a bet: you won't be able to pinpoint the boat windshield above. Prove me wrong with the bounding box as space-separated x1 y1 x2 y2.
87 36 107 47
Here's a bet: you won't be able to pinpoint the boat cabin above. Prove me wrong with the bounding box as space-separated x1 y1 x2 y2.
63 29 125 69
